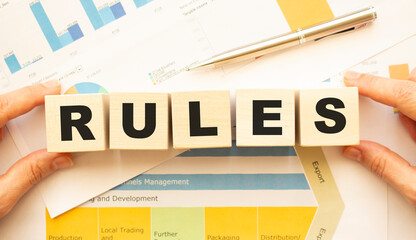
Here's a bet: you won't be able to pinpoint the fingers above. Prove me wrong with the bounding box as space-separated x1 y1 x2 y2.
409 67 416 82
399 113 416 142
343 141 416 206
344 71 416 121
0 149 72 218
0 80 61 127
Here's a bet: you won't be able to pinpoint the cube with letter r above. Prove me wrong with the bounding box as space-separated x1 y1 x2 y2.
45 94 108 152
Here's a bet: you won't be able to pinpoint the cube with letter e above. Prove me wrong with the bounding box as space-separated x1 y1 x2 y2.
297 87 359 146
45 94 108 152
236 89 295 146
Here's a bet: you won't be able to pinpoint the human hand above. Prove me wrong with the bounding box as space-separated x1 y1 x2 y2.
343 68 416 206
0 81 73 218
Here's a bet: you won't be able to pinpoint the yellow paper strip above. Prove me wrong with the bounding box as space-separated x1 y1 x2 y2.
276 0 334 31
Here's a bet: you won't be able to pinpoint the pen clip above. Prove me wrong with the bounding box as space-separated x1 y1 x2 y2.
314 23 369 42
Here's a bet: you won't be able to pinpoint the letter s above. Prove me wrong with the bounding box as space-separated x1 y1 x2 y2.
314 98 346 134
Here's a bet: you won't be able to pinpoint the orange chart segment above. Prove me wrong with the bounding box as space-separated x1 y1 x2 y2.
258 207 317 240
46 208 98 239
389 63 410 80
205 207 258 240
276 0 334 31
389 63 410 113
99 207 151 240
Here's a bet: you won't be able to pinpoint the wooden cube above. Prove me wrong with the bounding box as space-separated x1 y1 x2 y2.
171 91 232 149
109 93 169 150
236 89 295 146
297 87 359 146
45 94 108 152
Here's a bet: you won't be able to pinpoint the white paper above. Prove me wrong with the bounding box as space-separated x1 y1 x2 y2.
3 0 415 219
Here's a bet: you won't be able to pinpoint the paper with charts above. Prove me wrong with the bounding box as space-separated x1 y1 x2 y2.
2 0 415 219
44 34 416 240
46 144 344 240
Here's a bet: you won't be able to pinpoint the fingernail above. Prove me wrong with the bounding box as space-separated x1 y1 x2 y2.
53 156 73 169
344 71 362 86
343 147 362 162
344 71 362 79
41 80 60 89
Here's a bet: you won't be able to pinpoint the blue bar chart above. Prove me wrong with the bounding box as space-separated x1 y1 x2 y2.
3 52 43 74
30 1 84 52
80 0 126 30
134 0 153 8
4 53 21 74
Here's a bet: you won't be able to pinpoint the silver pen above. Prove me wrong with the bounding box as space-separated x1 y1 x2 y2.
187 6 377 71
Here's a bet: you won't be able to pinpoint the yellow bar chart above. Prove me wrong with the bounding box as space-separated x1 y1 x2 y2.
46 206 317 240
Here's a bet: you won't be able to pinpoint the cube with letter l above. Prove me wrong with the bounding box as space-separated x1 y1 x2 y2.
171 91 232 149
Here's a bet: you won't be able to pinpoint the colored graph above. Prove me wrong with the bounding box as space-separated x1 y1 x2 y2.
30 1 84 52
64 82 108 94
80 0 126 30
46 144 345 240
3 52 43 74
134 0 153 8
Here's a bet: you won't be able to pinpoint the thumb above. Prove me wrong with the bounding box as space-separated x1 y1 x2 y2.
343 141 416 206
0 149 73 218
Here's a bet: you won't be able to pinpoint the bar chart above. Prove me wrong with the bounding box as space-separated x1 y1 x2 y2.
3 52 43 74
80 0 126 30
46 146 319 240
30 0 84 52
134 0 153 8
4 52 22 74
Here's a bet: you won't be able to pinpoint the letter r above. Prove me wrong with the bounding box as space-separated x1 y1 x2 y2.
60 105 95 141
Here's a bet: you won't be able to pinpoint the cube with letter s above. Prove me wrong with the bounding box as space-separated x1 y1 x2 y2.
297 87 359 146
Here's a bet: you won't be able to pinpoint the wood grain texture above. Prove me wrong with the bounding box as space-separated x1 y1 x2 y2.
109 93 169 150
297 87 359 146
45 94 108 152
236 89 295 146
171 91 232 149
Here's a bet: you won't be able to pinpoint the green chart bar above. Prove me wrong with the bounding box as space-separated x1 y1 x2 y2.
151 207 204 240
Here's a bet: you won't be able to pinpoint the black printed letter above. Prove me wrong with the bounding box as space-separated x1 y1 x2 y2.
189 101 218 136
252 100 282 135
122 103 156 138
60 105 95 141
314 98 346 134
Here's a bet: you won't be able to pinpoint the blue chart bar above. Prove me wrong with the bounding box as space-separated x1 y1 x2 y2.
113 174 310 191
80 0 103 29
99 6 115 24
68 23 84 41
110 2 125 19
80 0 126 30
4 54 22 74
4 53 43 74
134 0 153 8
30 1 84 52
58 32 73 47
